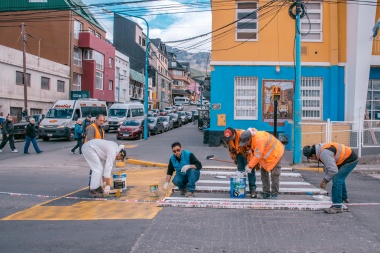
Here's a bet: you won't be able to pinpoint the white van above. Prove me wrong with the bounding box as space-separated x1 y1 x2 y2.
39 99 109 141
174 97 190 105
108 102 144 131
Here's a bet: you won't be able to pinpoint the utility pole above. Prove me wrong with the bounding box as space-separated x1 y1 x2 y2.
293 0 303 164
117 72 121 103
22 23 28 116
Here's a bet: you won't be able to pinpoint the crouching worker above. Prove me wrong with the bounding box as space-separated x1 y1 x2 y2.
163 142 202 197
82 139 126 198
224 127 257 198
240 128 284 199
303 143 358 214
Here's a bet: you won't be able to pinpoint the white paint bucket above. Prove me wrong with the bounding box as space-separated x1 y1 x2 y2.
113 172 127 190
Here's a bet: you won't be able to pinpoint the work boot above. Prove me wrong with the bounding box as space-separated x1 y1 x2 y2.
271 193 278 200
96 186 104 194
250 190 257 198
342 206 350 212
343 198 350 203
180 189 187 195
324 206 343 214
185 192 195 197
261 192 271 199
89 189 104 198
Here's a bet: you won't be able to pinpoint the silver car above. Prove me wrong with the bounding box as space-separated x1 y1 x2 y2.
185 111 194 122
177 111 188 124
159 116 174 131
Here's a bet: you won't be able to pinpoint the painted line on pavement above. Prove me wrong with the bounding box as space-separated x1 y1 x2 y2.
197 180 311 185
295 167 324 172
201 171 302 177
126 159 167 168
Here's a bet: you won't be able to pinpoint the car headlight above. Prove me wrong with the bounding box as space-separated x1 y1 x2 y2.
117 128 120 131
39 123 44 128
57 122 67 128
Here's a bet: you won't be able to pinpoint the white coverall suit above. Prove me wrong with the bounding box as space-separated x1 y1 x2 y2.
82 139 120 190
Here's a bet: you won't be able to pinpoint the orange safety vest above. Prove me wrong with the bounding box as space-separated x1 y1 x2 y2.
247 131 284 172
317 142 352 165
84 123 105 143
228 129 247 156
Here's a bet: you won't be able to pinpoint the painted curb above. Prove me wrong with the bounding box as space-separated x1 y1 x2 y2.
126 158 167 168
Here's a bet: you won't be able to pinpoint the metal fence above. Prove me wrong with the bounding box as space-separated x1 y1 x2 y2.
300 119 380 157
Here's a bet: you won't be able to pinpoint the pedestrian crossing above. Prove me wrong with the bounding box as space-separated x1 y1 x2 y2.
159 166 332 211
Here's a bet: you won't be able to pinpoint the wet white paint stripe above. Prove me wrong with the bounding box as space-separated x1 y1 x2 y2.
197 180 311 186
163 197 331 204
200 171 302 177
173 186 322 194
202 166 293 171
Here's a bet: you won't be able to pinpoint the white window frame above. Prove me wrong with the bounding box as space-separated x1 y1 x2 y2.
301 77 323 120
234 77 258 120
73 73 82 91
235 2 258 42
109 80 113 90
109 57 113 68
94 51 104 71
73 47 82 67
366 79 380 120
301 1 323 42
96 71 103 90
74 20 83 40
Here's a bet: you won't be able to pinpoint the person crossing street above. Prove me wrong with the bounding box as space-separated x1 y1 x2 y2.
0 115 18 153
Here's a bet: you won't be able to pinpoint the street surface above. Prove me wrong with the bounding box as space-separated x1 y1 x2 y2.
1 105 380 252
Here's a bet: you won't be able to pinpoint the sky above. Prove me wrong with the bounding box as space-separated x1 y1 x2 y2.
81 0 212 52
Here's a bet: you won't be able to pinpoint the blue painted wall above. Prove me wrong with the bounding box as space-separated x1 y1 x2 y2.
209 65 345 149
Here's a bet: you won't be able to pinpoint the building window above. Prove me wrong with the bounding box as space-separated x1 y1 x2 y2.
301 1 323 42
57 80 65 92
142 38 146 47
74 20 83 39
73 73 81 91
95 51 104 71
73 47 82 67
236 2 258 41
84 50 93 60
123 70 127 80
109 57 114 68
88 28 95 34
16 71 31 86
109 80 113 90
41 77 50 90
139 36 141 45
30 108 42 115
173 70 183 76
161 79 165 88
234 77 258 120
96 71 103 90
301 77 323 119
366 80 380 120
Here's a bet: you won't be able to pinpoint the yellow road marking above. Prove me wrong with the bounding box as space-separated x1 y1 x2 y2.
295 167 324 172
3 168 168 220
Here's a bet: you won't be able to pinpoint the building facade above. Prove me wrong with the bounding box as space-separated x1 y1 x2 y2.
0 45 70 121
115 51 130 103
168 52 193 102
210 0 377 148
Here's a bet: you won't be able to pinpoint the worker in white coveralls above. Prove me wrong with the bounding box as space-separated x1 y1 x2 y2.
82 139 126 198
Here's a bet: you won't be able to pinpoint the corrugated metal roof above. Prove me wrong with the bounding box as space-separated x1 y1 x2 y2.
0 0 104 31
130 69 145 84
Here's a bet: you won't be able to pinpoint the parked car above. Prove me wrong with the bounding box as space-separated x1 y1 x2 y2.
185 111 194 122
148 110 158 117
159 116 174 131
13 114 45 139
148 117 164 135
151 109 160 115
190 100 196 105
196 100 210 106
176 111 188 124
116 119 148 140
171 106 178 113
176 104 184 111
164 107 172 114
167 113 182 128
159 109 168 116
191 110 199 120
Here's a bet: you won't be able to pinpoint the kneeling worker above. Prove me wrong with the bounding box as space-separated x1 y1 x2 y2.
82 139 126 198
163 142 202 197
224 127 257 198
303 142 358 214
240 128 284 199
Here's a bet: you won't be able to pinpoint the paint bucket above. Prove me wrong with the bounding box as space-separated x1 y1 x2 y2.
150 184 159 197
112 172 127 190
230 177 246 198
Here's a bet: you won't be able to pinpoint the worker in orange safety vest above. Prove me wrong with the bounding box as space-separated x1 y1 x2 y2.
239 128 284 199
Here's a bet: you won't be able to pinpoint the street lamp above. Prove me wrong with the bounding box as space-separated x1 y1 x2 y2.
103 9 150 140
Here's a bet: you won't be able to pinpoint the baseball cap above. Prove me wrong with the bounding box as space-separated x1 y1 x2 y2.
239 131 251 146
86 114 91 118
302 145 313 158
223 128 235 141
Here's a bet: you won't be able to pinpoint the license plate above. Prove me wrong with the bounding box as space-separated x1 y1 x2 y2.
47 134 53 137
123 134 130 137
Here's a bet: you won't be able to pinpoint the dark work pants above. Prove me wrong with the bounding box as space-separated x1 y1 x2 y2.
0 135 16 151
237 153 256 191
71 138 83 154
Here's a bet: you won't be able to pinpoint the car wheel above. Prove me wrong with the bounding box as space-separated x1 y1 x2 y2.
42 136 50 141
67 130 74 141
155 129 158 135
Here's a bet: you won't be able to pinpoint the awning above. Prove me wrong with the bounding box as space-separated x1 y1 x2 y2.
130 69 145 83
172 89 191 96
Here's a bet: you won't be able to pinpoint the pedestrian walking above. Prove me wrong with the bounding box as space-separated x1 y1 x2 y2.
0 115 18 153
23 118 42 154
84 114 105 143
82 139 126 198
163 142 202 197
239 128 284 199
82 114 92 136
70 119 84 155
303 142 358 214
223 127 257 198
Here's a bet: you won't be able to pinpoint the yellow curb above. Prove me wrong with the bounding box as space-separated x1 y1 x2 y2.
126 158 167 168
294 167 324 172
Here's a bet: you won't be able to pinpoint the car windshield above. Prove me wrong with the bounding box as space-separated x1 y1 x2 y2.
186 112 191 115
148 118 155 123
109 109 127 117
160 117 168 122
122 120 141 126
178 112 185 116
46 109 73 119
165 107 171 110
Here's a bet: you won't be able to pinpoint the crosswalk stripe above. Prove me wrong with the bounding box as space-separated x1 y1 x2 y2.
197 180 311 185
200 171 302 177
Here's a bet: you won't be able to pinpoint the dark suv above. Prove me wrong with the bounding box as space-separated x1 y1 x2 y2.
13 114 45 139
